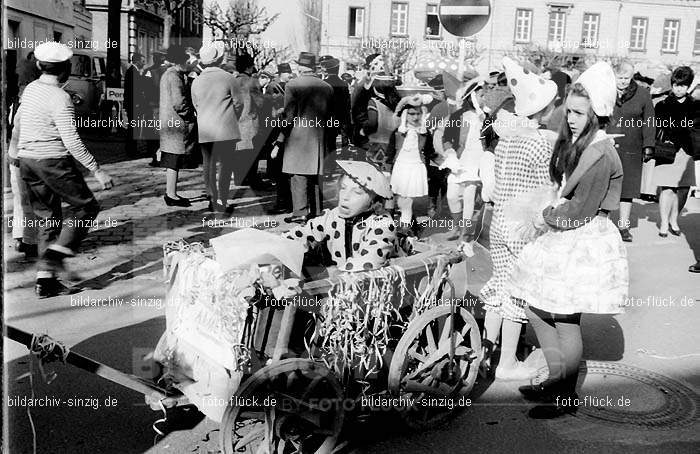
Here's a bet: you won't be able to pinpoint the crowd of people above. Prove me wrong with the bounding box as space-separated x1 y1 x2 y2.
6 39 699 419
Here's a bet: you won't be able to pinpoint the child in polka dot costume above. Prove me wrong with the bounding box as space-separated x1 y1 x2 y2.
284 161 407 273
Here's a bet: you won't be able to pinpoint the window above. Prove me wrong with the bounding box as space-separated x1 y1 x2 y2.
138 31 147 55
581 13 600 48
661 19 680 53
348 7 365 38
9 20 20 41
53 31 63 42
426 4 440 37
391 2 408 36
695 21 700 54
629 17 647 51
548 10 566 44
70 55 91 77
514 9 532 43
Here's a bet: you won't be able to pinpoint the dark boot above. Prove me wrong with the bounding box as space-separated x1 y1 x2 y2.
527 373 579 419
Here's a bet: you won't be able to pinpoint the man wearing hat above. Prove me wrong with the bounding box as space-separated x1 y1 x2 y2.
274 52 334 223
319 55 352 170
143 49 168 166
124 52 146 156
10 41 113 297
263 63 293 214
232 53 264 189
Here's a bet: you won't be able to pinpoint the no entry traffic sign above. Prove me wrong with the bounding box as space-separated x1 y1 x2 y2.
439 0 491 37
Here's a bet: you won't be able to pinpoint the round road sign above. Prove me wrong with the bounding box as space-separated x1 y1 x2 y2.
439 0 492 37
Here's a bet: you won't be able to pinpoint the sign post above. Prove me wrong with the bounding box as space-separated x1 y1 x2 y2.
439 0 492 79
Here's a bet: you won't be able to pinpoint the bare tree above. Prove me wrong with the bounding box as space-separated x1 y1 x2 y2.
301 0 322 54
142 0 200 49
346 37 416 76
199 0 290 70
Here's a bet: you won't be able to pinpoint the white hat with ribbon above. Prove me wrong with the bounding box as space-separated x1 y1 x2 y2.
575 61 617 116
502 56 557 117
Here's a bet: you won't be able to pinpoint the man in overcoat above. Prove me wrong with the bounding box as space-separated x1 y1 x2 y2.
232 53 264 188
276 53 334 223
319 56 352 173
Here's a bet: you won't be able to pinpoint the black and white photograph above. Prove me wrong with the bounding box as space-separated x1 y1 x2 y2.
2 0 699 452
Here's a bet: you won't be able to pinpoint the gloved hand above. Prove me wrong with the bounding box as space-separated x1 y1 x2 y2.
94 169 113 190
270 145 279 160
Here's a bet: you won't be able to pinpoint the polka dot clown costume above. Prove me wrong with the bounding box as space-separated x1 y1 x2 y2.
284 160 406 273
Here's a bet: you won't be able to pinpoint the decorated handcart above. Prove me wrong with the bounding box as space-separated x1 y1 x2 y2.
155 228 481 454
6 230 481 454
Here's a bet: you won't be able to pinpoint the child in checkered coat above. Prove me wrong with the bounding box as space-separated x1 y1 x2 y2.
479 58 559 381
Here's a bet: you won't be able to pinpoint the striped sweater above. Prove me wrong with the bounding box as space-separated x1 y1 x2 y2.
10 74 98 172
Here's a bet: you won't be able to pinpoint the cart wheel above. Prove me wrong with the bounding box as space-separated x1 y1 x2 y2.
387 305 481 429
220 358 344 454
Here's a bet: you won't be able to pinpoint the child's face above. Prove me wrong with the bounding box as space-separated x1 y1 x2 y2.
672 83 689 98
337 175 372 218
406 106 422 127
566 94 591 138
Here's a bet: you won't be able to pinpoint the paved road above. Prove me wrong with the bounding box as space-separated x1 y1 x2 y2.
3 147 699 453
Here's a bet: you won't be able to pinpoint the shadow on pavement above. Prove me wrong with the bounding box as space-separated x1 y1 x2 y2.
4 317 193 454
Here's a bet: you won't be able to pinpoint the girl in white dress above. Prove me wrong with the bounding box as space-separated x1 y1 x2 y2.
441 79 486 249
386 94 437 234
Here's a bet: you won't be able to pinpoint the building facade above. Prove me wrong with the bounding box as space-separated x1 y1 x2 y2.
5 0 81 59
317 0 700 72
86 0 202 66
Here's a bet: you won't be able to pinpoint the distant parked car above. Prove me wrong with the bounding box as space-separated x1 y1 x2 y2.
63 50 128 120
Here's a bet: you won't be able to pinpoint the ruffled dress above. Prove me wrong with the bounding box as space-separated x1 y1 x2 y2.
506 133 629 314
390 129 429 197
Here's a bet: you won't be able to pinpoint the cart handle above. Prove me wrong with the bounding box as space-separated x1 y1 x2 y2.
5 325 174 400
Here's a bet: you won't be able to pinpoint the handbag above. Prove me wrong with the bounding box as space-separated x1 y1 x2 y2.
653 129 678 166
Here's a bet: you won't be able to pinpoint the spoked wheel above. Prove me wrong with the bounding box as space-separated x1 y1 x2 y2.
387 305 481 429
220 359 344 454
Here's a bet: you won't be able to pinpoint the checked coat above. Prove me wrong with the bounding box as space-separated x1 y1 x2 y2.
479 130 553 322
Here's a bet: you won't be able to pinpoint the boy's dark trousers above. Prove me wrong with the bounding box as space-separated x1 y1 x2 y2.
19 157 100 277
427 165 449 213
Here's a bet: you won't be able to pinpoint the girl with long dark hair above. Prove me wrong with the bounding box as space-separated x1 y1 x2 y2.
507 63 629 419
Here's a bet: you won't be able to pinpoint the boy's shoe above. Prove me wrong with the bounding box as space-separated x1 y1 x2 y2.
35 278 76 299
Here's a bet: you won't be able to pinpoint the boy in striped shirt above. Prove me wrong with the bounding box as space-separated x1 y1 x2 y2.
10 42 114 298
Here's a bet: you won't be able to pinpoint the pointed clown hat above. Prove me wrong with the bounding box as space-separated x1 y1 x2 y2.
502 57 557 117
575 61 617 117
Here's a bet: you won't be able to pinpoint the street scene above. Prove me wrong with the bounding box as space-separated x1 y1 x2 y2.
3 1 700 453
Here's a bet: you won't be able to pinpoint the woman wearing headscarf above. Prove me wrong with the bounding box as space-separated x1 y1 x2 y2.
607 61 655 242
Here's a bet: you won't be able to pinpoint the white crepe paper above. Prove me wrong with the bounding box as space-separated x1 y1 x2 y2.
209 228 305 277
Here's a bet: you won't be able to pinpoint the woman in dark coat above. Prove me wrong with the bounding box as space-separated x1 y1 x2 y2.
653 66 699 237
607 61 655 242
